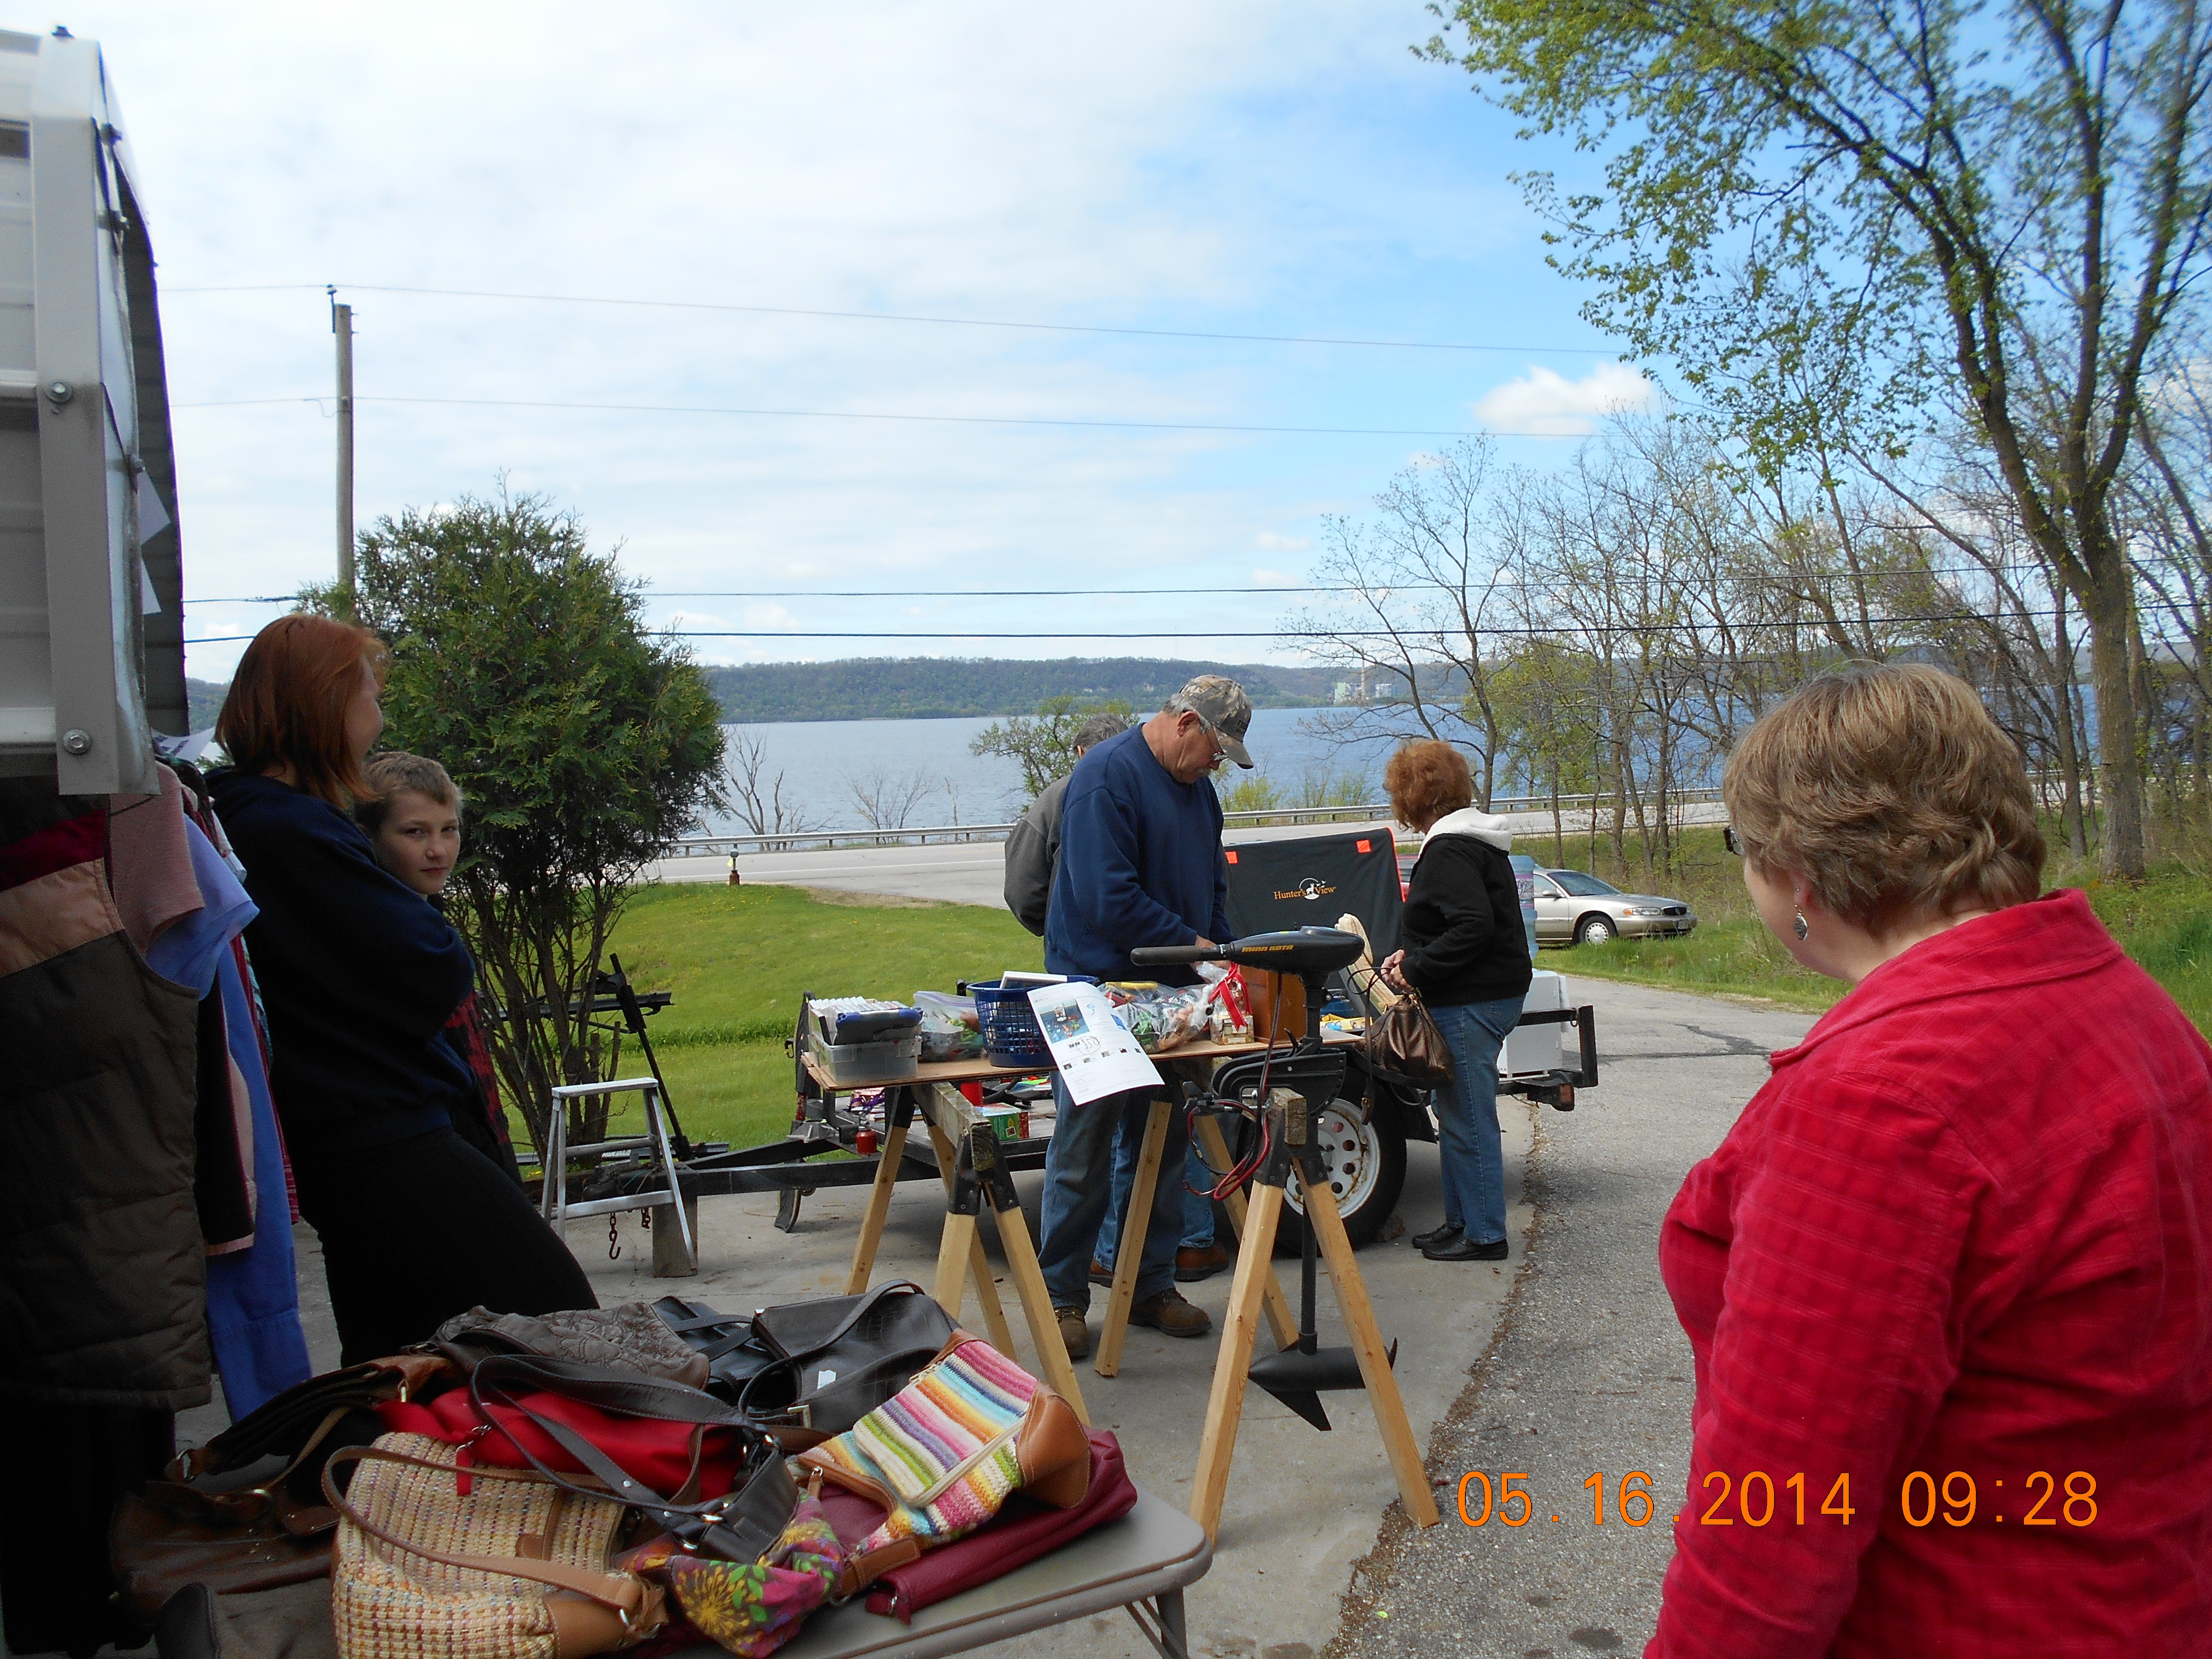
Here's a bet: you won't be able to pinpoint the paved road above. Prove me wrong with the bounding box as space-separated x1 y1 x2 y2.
1332 981 1817 1659
641 804 1727 910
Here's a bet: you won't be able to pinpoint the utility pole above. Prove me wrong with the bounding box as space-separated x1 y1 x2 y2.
330 287 354 599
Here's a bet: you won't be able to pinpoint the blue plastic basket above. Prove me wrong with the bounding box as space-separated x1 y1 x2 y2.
969 976 1095 1068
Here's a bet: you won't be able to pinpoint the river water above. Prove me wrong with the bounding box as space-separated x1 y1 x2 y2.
703 706 1405 833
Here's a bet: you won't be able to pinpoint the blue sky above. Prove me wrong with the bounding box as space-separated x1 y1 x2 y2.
13 2 1653 677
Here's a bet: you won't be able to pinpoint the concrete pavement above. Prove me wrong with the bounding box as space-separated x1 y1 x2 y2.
1332 982 1816 1659
164 975 1809 1659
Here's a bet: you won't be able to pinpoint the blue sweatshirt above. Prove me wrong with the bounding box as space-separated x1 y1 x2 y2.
208 769 475 1160
1045 726 1232 985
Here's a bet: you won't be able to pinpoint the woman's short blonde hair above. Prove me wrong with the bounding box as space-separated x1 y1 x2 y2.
1723 663 2045 929
1385 740 1474 829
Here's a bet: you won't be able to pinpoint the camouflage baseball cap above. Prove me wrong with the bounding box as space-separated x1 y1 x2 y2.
1167 675 1254 769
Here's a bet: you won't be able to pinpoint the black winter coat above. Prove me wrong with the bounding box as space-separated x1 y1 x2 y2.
1398 831 1534 1008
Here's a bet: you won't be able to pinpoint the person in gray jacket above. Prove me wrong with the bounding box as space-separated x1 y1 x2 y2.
1002 712 1130 935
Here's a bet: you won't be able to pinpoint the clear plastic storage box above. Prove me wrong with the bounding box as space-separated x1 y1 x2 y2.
804 1028 923 1087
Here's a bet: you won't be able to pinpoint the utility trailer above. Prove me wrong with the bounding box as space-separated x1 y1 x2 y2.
0 27 185 794
594 827 1599 1252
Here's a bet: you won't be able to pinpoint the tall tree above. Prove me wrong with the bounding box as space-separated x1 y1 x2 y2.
351 487 726 1158
1428 0 2212 875
1291 438 1514 804
969 695 1133 801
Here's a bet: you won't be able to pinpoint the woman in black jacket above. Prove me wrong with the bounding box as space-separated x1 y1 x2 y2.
1378 741 1533 1262
209 615 595 1363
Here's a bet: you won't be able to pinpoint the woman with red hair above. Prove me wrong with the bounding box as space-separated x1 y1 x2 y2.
1377 739 1532 1263
210 615 594 1364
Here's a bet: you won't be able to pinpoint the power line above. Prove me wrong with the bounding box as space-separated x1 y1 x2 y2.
163 280 1609 356
168 392 1544 440
184 565 2053 605
185 609 2059 645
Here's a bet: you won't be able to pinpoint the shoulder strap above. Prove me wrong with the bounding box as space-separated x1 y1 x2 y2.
760 1281 928 1362
467 1356 795 1564
319 1447 647 1614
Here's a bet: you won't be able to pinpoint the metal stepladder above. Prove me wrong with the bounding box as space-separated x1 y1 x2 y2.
540 1076 696 1273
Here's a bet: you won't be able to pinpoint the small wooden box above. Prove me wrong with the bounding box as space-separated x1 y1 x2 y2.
1246 969 1308 1042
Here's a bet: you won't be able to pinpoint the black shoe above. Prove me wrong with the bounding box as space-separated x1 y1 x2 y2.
1411 1221 1462 1250
1424 1234 1508 1262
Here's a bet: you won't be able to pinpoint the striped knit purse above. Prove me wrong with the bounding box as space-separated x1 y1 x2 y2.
796 1334 1090 1595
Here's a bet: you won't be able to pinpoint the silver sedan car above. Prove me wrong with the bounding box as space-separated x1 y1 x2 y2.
1534 868 1698 946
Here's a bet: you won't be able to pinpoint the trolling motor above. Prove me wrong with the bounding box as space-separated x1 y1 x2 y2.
1131 926 1394 1431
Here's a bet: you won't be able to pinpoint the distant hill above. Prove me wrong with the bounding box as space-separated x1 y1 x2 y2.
702 657 1340 723
181 658 1346 729
187 677 227 731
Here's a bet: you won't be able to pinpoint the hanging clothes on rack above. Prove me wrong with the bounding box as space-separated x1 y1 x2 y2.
0 779 208 1657
165 788 314 1413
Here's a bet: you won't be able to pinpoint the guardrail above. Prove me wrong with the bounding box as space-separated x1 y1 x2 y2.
658 786 1727 860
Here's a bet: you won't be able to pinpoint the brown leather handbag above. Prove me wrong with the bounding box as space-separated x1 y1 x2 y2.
1363 984 1456 1089
109 1353 452 1620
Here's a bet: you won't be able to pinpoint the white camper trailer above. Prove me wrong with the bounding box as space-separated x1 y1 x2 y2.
0 27 183 797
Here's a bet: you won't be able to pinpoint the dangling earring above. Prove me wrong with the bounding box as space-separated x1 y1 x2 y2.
1793 907 1810 942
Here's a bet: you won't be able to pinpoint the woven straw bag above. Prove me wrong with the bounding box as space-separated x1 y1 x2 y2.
323 1432 665 1659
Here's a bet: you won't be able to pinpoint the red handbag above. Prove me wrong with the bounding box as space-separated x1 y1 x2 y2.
378 1388 748 1496
817 1431 1136 1623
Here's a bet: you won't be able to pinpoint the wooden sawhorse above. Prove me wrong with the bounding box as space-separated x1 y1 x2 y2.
841 1079 1089 1424
1092 1099 1297 1377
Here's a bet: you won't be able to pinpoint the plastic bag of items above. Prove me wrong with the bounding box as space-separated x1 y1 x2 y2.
1103 978 1224 1054
915 990 985 1063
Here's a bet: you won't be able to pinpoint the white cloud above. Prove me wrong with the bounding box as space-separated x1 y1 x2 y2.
741 602 801 632
12 1 1599 674
1473 362 1657 436
1252 568 1298 586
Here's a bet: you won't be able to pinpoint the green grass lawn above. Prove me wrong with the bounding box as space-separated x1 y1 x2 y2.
603 882 1045 1148
1552 917 1847 1014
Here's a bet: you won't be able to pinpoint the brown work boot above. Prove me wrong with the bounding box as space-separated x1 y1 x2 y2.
1054 1305 1091 1360
1174 1243 1231 1282
1088 1258 1115 1287
1130 1288 1212 1338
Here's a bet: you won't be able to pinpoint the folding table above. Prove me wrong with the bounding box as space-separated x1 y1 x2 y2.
753 1491 1211 1659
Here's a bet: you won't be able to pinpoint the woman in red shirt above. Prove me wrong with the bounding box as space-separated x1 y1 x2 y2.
1652 664 2212 1656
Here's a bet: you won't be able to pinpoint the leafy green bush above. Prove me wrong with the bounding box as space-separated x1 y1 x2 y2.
352 487 726 1158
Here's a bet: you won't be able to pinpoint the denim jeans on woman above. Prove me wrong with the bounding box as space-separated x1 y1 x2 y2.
1428 995 1525 1246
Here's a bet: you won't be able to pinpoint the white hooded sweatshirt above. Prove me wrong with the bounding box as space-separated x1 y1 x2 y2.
1416 806 1514 854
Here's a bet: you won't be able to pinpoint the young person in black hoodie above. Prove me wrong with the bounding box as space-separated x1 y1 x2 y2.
1377 740 1534 1263
209 615 594 1364
355 751 524 1188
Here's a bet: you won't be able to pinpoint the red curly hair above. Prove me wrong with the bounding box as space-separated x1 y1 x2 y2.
1384 739 1474 830
216 614 390 807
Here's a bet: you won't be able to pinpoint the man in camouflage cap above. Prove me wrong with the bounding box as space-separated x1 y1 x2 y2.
1162 675 1254 771
1036 674 1255 1354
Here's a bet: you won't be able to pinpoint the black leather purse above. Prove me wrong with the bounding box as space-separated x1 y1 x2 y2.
651 1296 781 1398
737 1282 957 1442
465 1354 798 1565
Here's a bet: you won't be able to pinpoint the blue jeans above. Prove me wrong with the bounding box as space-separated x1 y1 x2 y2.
1038 1073 1191 1309
1429 996 1523 1245
1095 1125 1215 1268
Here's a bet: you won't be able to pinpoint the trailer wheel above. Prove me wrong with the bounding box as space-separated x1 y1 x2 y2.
1234 1100 1406 1252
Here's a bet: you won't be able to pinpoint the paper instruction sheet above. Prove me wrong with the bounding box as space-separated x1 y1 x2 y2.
1025 980 1163 1105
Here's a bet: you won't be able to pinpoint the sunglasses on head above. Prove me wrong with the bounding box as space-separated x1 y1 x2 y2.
1723 826 1744 856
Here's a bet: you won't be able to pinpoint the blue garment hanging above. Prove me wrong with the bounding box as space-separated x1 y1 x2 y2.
170 818 312 1414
